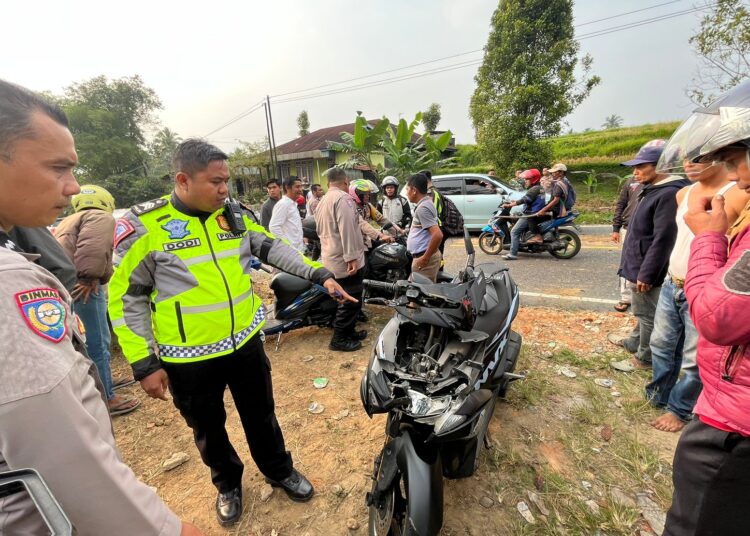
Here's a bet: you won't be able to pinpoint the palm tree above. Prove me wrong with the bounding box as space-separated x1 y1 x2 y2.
602 115 624 129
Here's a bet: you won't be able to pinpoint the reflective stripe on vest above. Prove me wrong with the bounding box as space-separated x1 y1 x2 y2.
111 198 266 364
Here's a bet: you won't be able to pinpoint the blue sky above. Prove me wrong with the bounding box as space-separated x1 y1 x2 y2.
2 0 707 148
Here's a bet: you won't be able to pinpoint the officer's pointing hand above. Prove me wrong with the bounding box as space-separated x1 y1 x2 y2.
323 278 358 304
140 369 170 401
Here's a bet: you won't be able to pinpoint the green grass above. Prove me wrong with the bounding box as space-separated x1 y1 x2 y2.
551 122 680 161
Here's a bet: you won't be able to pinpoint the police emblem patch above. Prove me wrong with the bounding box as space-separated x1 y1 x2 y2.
15 288 67 343
113 219 136 248
162 219 191 240
216 215 231 231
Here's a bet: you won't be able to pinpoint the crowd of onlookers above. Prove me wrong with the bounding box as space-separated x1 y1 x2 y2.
4 72 750 534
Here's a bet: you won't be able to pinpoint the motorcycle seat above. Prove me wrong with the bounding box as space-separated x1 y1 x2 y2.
270 273 313 310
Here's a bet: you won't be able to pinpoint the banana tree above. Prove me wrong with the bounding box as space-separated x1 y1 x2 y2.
381 113 456 180
326 111 390 173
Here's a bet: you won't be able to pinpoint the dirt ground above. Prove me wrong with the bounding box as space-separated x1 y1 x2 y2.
111 279 680 536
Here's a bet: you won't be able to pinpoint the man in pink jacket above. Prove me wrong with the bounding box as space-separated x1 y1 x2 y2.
662 80 750 535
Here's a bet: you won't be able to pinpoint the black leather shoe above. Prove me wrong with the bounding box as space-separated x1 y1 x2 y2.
216 487 242 525
329 337 362 352
265 469 314 502
349 330 368 341
357 310 369 323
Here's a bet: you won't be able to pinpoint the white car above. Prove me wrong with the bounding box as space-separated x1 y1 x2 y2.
400 173 525 231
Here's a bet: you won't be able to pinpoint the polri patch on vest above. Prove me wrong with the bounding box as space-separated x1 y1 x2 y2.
113 218 136 248
163 238 202 252
15 288 68 343
162 219 191 240
217 232 243 241
131 198 168 216
216 214 232 231
723 250 750 295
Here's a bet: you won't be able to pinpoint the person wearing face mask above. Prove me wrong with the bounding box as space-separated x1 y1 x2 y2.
662 79 750 536
644 146 748 433
107 139 356 525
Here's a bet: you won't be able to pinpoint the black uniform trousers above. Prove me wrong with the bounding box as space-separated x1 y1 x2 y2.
162 334 292 493
665 419 750 535
332 268 363 338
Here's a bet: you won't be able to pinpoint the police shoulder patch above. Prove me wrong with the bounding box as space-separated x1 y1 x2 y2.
15 288 68 343
723 250 750 295
131 198 168 216
113 218 136 248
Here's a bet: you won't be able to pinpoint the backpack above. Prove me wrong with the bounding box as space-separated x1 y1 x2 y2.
441 195 465 236
561 177 576 211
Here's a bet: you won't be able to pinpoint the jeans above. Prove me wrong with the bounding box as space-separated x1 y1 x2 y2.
74 287 113 400
509 218 529 256
645 279 702 421
623 281 660 364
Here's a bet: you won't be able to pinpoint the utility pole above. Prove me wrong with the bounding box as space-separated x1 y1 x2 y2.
266 95 280 178
263 101 278 179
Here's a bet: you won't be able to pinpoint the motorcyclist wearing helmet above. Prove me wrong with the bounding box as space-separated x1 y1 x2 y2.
502 168 545 259
658 80 750 536
377 176 412 229
349 179 397 249
54 184 140 417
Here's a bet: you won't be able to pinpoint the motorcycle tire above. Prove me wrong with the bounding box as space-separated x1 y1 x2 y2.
369 471 415 536
478 232 503 255
549 229 581 259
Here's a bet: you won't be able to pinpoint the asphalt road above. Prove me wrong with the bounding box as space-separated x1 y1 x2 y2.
442 225 622 312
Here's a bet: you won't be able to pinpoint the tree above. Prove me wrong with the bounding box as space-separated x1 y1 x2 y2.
146 127 182 178
688 0 750 106
422 103 442 132
327 112 390 173
58 75 165 206
297 110 310 137
602 114 624 129
381 113 455 180
469 0 600 175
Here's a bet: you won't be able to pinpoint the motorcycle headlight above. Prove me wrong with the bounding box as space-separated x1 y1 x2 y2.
433 404 468 435
405 390 451 418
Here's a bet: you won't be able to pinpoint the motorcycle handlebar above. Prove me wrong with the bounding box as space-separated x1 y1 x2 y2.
363 279 398 295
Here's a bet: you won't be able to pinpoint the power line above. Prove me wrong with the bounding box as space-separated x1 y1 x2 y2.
578 4 715 39
203 1 710 135
269 0 689 100
269 5 711 107
576 0 684 27
202 101 265 138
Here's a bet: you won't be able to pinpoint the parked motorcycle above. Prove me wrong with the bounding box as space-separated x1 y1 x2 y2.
258 232 423 344
478 206 581 259
360 231 523 535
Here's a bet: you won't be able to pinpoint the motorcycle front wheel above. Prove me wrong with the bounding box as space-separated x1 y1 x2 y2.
549 229 581 259
478 232 504 255
369 470 414 536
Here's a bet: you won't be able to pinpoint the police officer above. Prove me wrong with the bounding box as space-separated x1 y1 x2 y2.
108 139 355 525
0 79 203 535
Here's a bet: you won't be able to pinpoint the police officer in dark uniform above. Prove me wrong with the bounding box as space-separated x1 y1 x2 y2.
108 139 356 525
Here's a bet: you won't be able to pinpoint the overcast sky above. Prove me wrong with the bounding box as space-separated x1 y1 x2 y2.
3 0 707 150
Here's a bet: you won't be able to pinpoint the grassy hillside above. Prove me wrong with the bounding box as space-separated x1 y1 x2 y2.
550 122 680 161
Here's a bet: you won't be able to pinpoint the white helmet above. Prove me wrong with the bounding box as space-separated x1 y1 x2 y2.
381 176 399 187
657 79 750 173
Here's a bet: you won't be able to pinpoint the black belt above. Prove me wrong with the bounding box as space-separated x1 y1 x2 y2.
412 250 426 259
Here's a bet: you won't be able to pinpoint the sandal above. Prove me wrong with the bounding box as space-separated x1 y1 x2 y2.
109 396 141 417
614 302 631 312
112 377 137 391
